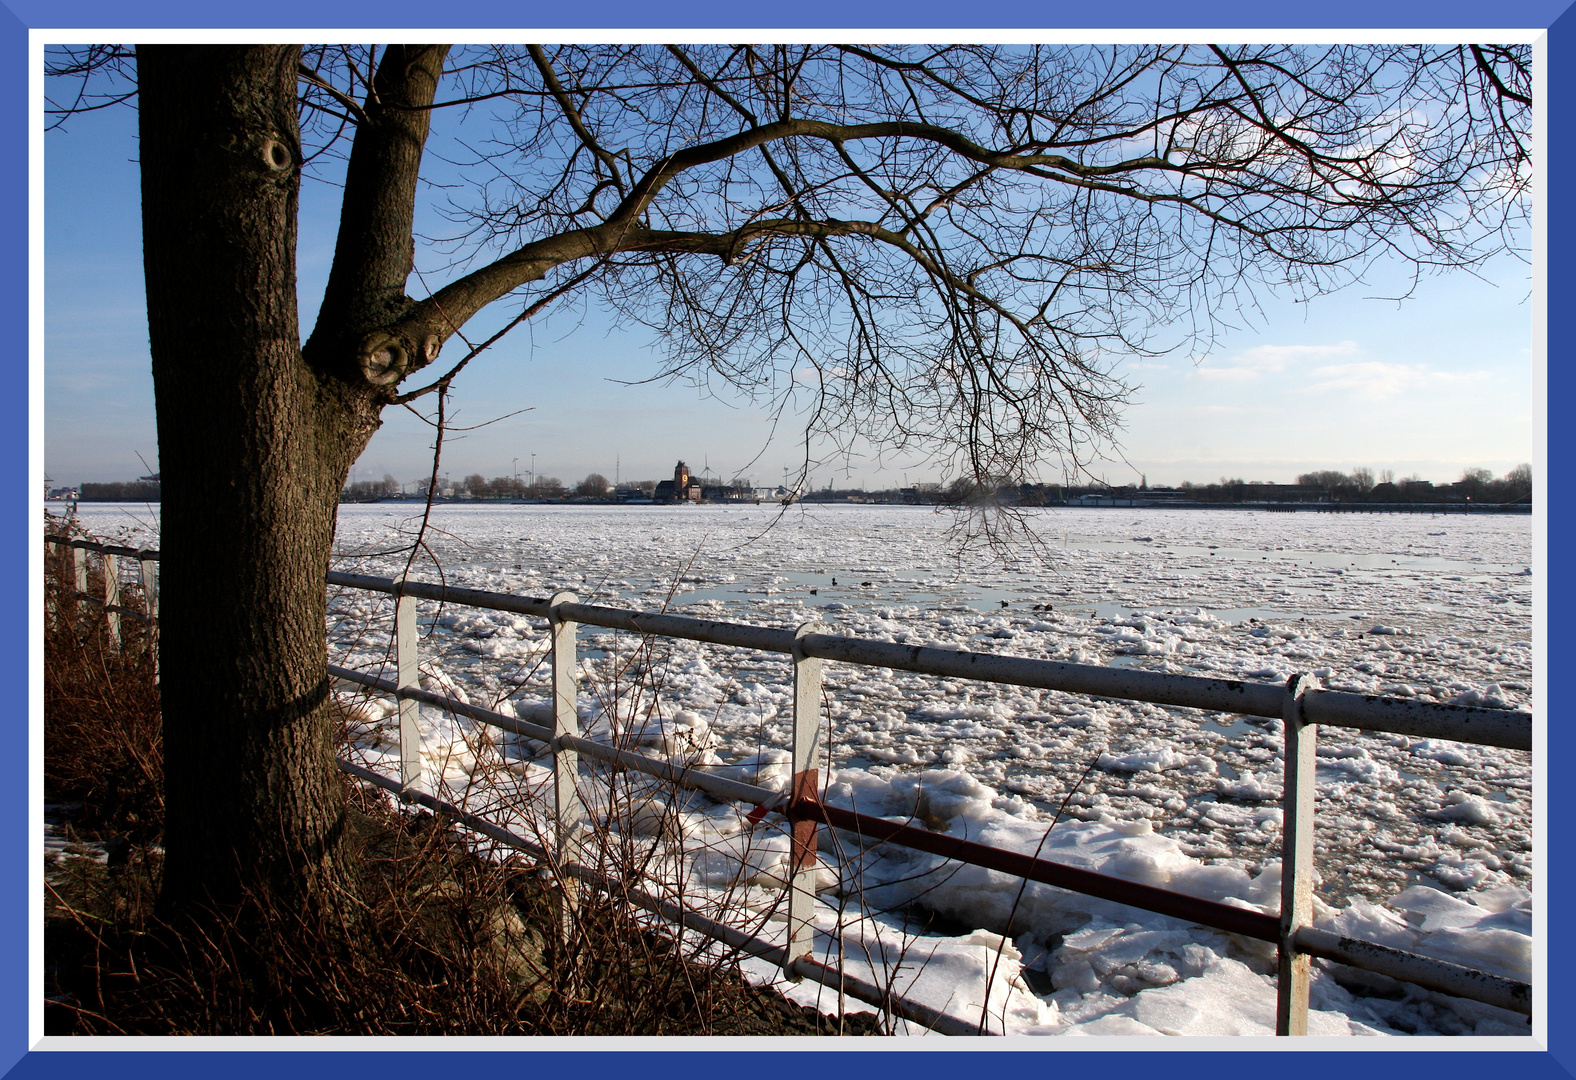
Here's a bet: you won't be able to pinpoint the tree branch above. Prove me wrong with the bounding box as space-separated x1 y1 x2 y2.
304 44 450 388
1470 44 1532 107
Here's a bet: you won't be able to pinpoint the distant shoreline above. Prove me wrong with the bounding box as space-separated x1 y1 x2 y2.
47 498 1531 514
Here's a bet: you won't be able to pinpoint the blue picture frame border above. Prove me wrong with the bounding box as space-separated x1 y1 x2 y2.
11 2 1568 1075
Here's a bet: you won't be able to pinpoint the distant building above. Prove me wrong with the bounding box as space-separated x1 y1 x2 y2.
656 461 700 504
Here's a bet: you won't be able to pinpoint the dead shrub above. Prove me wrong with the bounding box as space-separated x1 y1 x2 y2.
44 528 163 844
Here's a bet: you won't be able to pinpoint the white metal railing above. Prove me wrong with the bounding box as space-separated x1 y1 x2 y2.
46 536 160 644
322 568 1533 1034
43 535 1535 1034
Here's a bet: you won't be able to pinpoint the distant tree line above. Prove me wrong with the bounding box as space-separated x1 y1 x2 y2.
453 474 568 499
332 463 1532 506
341 474 402 501
1445 464 1532 504
1178 464 1532 504
79 481 161 502
912 463 1534 507
1291 464 1530 504
61 463 1535 510
336 471 657 502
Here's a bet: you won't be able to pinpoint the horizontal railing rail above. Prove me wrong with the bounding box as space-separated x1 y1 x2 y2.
47 538 1536 1034
327 570 1531 752
1292 927 1530 1015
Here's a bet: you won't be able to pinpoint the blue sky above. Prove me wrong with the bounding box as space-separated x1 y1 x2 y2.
43 45 1536 492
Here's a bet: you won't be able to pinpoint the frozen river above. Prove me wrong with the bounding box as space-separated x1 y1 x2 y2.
68 501 1537 1036
323 503 1532 899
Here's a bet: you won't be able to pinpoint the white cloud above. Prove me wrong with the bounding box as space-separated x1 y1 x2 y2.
1190 365 1262 384
1305 361 1489 400
1183 340 1496 403
1190 340 1360 382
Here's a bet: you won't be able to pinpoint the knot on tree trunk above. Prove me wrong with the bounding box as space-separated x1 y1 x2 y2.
358 329 441 388
358 331 407 386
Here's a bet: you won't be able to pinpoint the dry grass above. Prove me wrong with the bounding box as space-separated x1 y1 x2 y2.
44 534 163 844
45 791 873 1035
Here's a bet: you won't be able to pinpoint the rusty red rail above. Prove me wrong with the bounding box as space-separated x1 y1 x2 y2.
792 797 1282 943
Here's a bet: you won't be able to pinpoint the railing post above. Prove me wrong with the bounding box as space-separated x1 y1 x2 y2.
785 621 824 980
1276 672 1318 1035
395 590 422 795
138 550 160 621
549 590 583 945
102 552 120 651
46 540 60 617
139 550 160 677
70 542 85 597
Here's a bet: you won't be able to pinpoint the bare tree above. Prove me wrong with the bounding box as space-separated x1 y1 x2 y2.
1504 462 1532 501
1458 466 1496 501
577 473 612 496
47 42 1530 922
1297 470 1353 492
528 475 565 498
490 475 525 498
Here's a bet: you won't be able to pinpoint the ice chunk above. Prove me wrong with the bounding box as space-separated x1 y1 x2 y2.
1389 885 1484 931
1096 746 1194 774
711 748 793 792
1430 790 1502 826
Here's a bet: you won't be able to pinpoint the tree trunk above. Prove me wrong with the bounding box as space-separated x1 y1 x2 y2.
138 46 382 917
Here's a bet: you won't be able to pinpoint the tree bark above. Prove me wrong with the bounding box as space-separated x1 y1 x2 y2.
138 45 382 917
